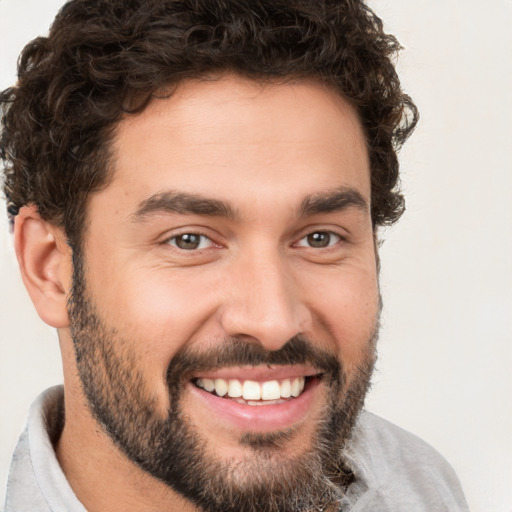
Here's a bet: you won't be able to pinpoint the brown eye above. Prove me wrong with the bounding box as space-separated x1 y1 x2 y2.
298 231 341 248
168 233 211 250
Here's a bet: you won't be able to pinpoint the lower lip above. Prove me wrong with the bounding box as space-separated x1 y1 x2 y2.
187 378 321 432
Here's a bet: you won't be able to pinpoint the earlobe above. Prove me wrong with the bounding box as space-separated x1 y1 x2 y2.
14 205 72 328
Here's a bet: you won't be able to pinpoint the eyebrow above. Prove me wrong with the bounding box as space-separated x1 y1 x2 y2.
299 187 369 217
132 186 368 223
132 191 238 222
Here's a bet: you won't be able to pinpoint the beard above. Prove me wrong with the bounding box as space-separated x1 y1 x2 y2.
68 252 378 512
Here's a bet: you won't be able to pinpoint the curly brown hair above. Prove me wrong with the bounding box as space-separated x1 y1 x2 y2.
1 0 417 245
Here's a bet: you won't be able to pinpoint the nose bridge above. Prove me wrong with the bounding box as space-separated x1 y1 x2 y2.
220 243 310 351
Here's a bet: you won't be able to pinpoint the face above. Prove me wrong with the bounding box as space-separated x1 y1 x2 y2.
68 75 380 511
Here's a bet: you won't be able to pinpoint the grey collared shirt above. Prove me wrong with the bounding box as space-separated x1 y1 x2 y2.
3 387 469 511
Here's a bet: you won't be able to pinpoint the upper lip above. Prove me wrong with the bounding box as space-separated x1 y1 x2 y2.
191 364 321 382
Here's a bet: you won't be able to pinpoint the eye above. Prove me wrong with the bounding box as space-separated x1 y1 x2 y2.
167 233 214 251
296 231 341 249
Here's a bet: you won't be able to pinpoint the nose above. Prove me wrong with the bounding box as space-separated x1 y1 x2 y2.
219 249 312 352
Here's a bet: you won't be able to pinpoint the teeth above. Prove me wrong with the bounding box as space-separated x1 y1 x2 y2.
214 378 228 397
201 378 215 392
261 380 280 400
227 379 243 398
290 378 301 397
196 377 307 401
242 380 261 400
280 379 291 398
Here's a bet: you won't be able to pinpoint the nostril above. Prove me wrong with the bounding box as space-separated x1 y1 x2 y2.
218 268 313 351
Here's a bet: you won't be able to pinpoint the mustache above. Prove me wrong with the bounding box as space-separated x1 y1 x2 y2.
166 336 342 385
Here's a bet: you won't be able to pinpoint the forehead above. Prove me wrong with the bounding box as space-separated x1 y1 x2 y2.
102 75 370 216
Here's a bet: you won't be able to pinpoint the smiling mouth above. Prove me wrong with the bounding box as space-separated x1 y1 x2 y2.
193 376 319 405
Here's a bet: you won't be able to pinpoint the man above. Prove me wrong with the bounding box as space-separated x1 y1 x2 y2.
1 0 469 510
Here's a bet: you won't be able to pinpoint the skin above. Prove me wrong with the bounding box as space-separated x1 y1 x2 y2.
15 75 380 511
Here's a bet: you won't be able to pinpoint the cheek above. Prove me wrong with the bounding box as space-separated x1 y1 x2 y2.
90 263 221 360
304 263 379 363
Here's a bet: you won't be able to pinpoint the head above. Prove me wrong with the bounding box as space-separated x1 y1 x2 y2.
1 1 417 511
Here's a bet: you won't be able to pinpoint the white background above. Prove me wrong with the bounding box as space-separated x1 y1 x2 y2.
1 1 511 511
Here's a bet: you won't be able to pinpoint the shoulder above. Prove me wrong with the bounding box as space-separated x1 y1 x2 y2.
351 410 453 467
4 386 86 512
342 411 470 511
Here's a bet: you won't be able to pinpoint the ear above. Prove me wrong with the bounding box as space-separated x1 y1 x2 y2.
14 205 73 328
